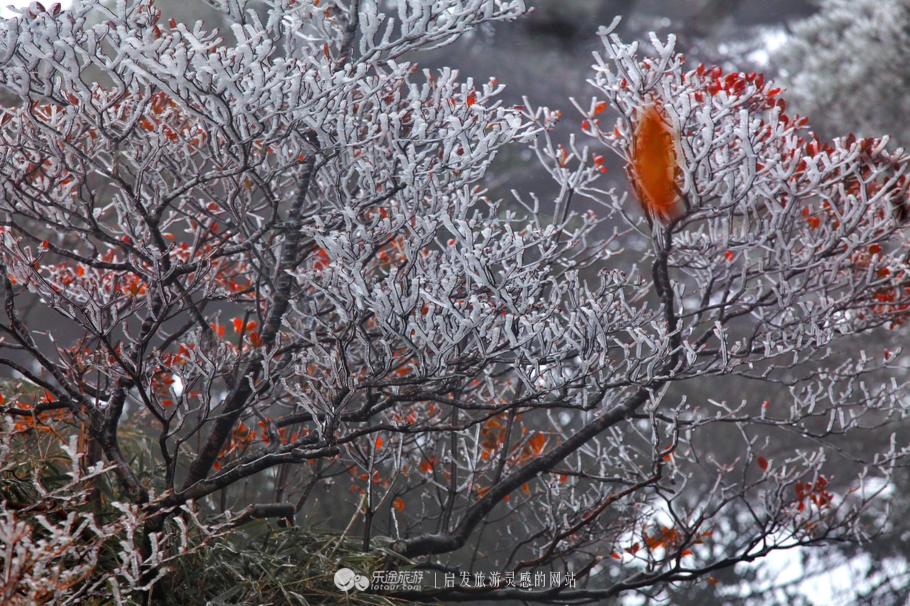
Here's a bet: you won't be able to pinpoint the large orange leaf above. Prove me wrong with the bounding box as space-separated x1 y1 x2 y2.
631 103 682 222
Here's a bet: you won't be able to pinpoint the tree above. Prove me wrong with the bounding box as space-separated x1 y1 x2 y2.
777 0 910 147
1 1 910 604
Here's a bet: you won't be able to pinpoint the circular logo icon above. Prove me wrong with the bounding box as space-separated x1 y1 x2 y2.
334 568 369 592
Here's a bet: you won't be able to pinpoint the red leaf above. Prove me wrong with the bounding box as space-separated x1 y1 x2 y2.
757 455 769 471
419 457 437 474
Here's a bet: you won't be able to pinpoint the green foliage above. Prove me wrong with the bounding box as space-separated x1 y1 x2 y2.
159 517 406 606
0 407 409 605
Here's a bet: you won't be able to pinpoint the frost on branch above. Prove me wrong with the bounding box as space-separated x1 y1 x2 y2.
0 426 219 605
587 23 910 366
0 1 908 603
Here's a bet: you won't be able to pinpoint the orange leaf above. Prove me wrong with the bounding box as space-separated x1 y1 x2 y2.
610 552 621 559
757 455 769 471
594 100 608 114
249 331 262 347
631 103 681 222
232 317 244 333
528 431 546 454
393 497 405 511
375 436 383 449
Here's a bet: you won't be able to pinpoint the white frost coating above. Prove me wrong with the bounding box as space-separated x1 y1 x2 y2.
0 1 908 603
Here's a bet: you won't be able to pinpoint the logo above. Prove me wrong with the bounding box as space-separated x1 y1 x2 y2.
334 568 370 592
